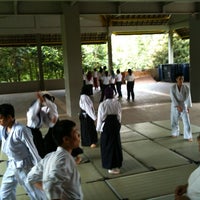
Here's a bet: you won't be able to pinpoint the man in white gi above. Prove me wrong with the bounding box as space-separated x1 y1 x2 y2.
27 120 83 200
174 135 200 199
170 73 192 141
0 103 47 200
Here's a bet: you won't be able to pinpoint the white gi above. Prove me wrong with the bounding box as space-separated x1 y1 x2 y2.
27 146 83 200
0 122 47 200
79 94 96 121
187 166 200 199
27 98 58 129
170 84 192 139
96 98 121 132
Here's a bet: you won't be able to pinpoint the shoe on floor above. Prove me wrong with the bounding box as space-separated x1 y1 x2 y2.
108 168 120 174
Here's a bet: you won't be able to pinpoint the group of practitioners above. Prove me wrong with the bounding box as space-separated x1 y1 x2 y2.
83 66 135 102
0 91 84 199
0 80 123 199
0 69 199 200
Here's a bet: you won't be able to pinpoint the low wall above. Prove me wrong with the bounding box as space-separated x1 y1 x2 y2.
0 79 65 94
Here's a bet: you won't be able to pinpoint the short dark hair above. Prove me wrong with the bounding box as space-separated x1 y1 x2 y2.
43 94 55 102
0 104 15 118
128 69 132 75
104 86 114 99
52 120 76 146
80 85 90 95
175 72 184 79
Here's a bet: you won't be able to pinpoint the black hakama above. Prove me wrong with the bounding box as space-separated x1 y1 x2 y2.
28 127 45 158
79 109 98 146
100 115 123 169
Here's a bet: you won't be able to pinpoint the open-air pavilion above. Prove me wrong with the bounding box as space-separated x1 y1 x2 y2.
0 0 200 117
1 1 200 199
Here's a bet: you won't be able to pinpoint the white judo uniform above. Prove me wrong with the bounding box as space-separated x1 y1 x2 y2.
27 146 83 200
0 122 47 200
187 165 200 199
170 83 192 139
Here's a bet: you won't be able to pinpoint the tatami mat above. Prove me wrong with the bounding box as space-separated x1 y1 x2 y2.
83 147 149 178
126 122 171 139
106 164 197 200
120 130 147 143
77 162 104 183
147 194 174 200
120 125 147 142
152 120 200 134
155 134 200 162
81 181 118 200
122 140 190 169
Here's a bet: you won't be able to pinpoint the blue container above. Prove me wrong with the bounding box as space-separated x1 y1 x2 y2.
158 64 163 81
182 63 190 82
161 64 178 82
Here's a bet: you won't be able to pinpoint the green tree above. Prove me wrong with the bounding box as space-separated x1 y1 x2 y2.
81 44 108 73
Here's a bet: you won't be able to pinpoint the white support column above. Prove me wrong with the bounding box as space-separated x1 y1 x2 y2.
61 3 82 117
190 14 200 102
168 30 174 64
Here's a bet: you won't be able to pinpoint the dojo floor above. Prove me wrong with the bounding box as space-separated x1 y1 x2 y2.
1 76 200 200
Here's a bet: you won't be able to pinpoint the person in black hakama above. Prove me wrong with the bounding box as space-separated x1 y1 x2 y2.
26 92 57 158
96 86 123 174
79 85 98 148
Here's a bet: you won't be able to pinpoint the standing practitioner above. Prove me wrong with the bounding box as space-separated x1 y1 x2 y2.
42 93 59 155
125 69 135 101
41 92 84 164
85 71 94 96
27 92 47 158
96 87 123 174
0 103 47 200
27 120 83 200
110 69 117 95
116 69 123 98
99 71 111 102
170 73 193 141
79 85 98 148
27 92 58 157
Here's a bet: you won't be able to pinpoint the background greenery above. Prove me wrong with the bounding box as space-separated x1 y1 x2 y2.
0 33 189 82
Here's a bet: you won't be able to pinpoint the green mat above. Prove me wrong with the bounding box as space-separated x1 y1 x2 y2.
126 122 171 139
152 120 200 134
122 140 190 169
106 164 197 200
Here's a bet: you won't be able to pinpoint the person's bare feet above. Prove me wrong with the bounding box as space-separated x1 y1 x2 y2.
90 144 96 148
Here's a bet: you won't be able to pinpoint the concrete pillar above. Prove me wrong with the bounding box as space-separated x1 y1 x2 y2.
61 3 82 117
168 30 174 64
190 14 200 102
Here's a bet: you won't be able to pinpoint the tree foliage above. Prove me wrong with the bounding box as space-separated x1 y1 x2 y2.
81 44 108 73
0 33 189 83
